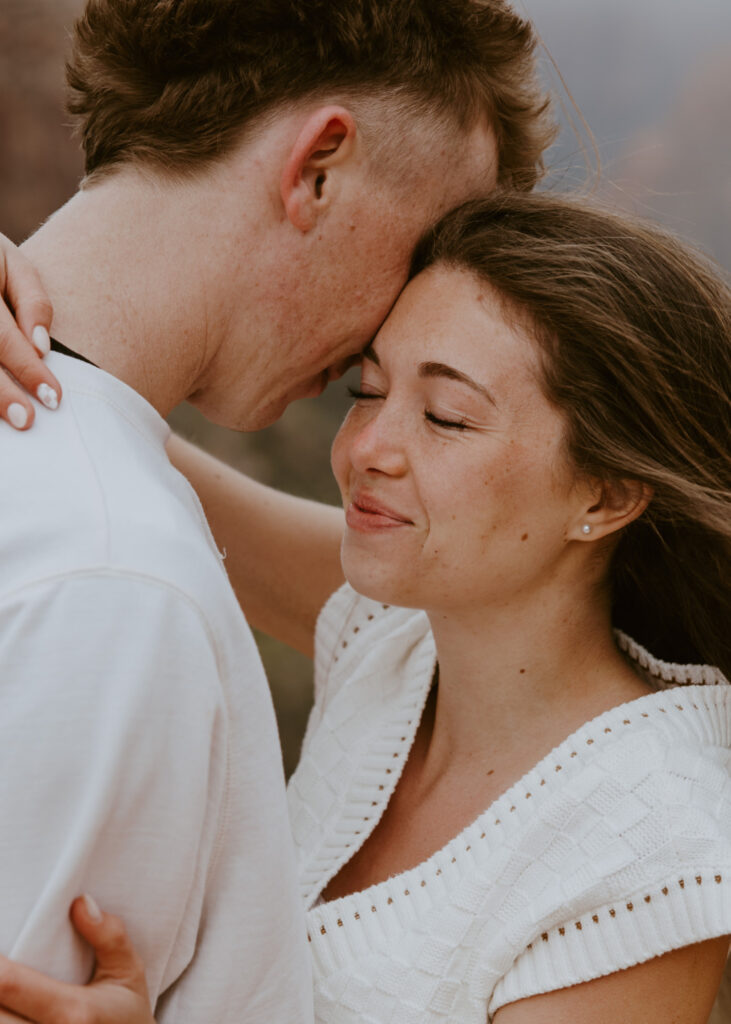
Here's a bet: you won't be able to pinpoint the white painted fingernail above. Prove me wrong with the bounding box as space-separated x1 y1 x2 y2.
82 893 103 922
8 403 28 429
32 325 51 357
37 382 59 410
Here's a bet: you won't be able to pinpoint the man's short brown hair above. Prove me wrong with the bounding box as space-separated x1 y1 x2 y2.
67 0 555 190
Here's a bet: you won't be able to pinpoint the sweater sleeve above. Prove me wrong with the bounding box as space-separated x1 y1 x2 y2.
488 709 731 1016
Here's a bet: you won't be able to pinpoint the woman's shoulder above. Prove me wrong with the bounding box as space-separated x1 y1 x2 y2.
601 633 731 802
533 635 731 875
485 666 731 1015
547 681 731 843
566 632 731 814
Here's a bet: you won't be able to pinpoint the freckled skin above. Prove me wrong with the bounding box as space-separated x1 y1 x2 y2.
331 267 594 616
232 119 499 430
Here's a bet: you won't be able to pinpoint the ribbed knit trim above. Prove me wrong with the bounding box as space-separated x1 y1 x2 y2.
489 872 731 1016
296 589 436 908
304 685 731 968
615 630 727 686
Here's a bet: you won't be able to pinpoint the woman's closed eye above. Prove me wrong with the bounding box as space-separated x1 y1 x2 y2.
425 410 470 431
348 387 470 432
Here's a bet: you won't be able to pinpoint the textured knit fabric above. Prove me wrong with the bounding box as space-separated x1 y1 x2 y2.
0 352 313 1023
287 584 731 1023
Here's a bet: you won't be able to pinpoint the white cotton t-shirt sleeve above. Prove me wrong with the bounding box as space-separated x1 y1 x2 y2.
0 570 228 1004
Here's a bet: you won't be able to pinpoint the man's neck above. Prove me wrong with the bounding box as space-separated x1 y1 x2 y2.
21 169 245 418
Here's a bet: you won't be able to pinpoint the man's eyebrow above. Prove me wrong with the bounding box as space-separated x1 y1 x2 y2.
419 361 497 407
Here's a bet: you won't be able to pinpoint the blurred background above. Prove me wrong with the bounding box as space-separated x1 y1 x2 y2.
2 0 730 775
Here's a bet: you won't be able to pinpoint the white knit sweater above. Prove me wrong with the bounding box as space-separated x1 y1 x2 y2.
287 584 731 1023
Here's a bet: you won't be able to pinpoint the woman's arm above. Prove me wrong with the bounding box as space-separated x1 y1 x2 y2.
168 435 345 657
493 935 730 1024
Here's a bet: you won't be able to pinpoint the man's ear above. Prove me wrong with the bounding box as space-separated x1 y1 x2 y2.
280 106 358 232
572 477 654 543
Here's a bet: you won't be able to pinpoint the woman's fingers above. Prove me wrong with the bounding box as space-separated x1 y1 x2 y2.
70 896 148 996
0 899 151 1024
0 953 83 1022
1 234 53 349
0 329 62 431
0 233 61 429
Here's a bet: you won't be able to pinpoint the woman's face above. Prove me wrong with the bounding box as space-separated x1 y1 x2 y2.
331 266 591 615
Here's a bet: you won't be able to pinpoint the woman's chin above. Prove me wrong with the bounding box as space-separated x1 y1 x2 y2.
341 559 420 610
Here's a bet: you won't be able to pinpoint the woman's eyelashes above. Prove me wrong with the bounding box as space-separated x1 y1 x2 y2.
347 387 470 432
425 411 469 431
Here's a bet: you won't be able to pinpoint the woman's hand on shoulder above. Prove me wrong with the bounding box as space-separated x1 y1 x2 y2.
0 896 153 1024
0 231 61 429
493 935 729 1024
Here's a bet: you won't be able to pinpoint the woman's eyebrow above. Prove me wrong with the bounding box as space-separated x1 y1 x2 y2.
419 361 497 407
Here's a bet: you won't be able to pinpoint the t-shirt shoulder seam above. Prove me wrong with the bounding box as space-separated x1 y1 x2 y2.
67 382 169 452
57 384 172 562
65 389 113 560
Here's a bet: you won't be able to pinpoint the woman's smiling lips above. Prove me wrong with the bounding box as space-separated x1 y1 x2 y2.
346 493 414 532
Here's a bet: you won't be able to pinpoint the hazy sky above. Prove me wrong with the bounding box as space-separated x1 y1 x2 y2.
519 0 731 168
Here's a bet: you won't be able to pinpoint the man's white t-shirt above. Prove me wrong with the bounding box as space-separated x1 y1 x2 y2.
0 351 313 1022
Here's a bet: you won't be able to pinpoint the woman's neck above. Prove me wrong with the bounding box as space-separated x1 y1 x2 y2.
418 581 651 789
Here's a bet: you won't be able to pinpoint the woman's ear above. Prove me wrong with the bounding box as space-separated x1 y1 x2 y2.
572 477 654 542
280 106 358 232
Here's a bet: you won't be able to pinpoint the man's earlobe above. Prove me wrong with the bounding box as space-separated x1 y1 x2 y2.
280 106 357 232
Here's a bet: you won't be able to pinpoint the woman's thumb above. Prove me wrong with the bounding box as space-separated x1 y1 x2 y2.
70 895 148 993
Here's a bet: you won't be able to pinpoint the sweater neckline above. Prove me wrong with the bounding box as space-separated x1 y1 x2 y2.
305 681 730 965
303 618 728 946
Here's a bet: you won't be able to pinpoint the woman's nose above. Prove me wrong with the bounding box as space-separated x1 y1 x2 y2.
348 406 408 477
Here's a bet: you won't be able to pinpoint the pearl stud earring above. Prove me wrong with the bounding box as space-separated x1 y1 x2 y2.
581 524 592 535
